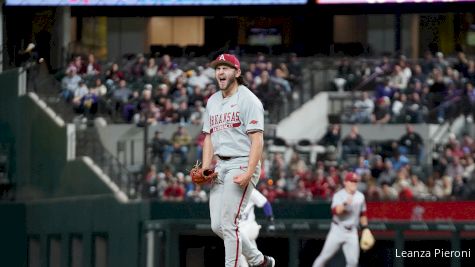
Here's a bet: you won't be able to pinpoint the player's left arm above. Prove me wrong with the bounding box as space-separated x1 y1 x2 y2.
359 198 368 228
233 94 264 187
233 131 263 187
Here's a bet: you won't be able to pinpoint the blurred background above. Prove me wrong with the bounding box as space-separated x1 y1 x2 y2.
2 0 475 266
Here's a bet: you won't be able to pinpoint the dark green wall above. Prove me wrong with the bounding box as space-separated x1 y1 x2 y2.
0 203 27 267
150 201 332 220
27 196 149 267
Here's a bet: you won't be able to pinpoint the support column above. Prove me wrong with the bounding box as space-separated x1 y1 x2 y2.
51 7 71 70
410 14 420 60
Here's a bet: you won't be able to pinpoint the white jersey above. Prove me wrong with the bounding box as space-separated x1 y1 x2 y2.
203 85 264 157
241 190 268 223
331 189 366 228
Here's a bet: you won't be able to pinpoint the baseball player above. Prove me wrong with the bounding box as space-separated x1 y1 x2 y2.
312 172 369 267
239 189 276 267
202 53 275 267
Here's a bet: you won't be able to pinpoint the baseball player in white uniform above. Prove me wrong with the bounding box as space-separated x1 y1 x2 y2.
202 53 275 267
312 172 369 267
239 189 275 267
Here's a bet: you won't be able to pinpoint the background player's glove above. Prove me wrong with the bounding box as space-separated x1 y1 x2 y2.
266 216 275 232
190 161 218 185
360 227 375 251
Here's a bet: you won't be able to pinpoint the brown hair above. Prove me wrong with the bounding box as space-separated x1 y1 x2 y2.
236 76 248 87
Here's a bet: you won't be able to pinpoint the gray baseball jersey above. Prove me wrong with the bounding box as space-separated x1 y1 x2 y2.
203 85 264 157
331 189 367 228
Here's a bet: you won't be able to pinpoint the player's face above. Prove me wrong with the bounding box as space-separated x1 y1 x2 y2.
345 180 358 194
215 65 240 91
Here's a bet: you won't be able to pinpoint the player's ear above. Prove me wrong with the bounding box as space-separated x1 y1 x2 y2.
235 68 241 78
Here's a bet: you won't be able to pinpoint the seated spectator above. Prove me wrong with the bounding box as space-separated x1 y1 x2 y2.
371 96 391 124
332 57 355 91
61 66 82 102
389 150 409 172
171 125 191 164
150 131 173 166
290 179 313 201
409 174 429 200
162 178 185 201
318 124 341 149
398 124 424 164
353 91 374 123
186 184 208 202
341 126 364 160
80 53 101 77
77 87 99 120
451 174 472 200
380 182 398 201
190 100 205 125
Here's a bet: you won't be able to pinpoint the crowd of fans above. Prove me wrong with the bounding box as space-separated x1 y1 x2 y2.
335 51 475 124
140 122 474 202
59 52 302 125
54 49 475 203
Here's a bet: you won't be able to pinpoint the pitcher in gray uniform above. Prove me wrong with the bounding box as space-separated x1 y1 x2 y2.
312 172 369 267
202 53 275 267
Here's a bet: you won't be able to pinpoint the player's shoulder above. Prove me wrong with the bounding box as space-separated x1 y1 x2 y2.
333 189 346 198
238 85 263 106
355 190 366 200
207 91 221 104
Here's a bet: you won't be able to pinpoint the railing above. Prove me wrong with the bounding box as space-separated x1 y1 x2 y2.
76 126 139 198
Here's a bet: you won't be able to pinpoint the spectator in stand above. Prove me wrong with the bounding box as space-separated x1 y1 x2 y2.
187 184 208 202
377 159 396 185
77 87 99 120
111 79 132 119
143 164 159 198
391 92 408 123
421 50 435 75
160 98 177 123
188 66 212 90
319 124 341 148
105 63 125 88
353 91 374 123
291 179 313 201
72 80 89 109
194 132 206 161
171 125 191 165
332 57 355 92
380 181 398 201
371 96 391 124
144 57 159 83
150 130 173 166
188 85 205 107
176 101 191 124
80 53 101 77
341 126 364 160
190 100 205 125
154 83 171 108
405 91 426 123
398 124 424 164
158 54 174 76
409 174 429 200
61 66 82 102
130 54 146 80
389 150 409 172
92 77 107 97
162 178 185 201
374 78 395 100
286 52 302 86
451 174 472 200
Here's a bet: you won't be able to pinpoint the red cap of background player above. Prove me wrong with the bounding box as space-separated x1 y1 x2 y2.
344 172 359 183
210 54 241 70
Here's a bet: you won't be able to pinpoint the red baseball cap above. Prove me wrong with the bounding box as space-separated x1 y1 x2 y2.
210 53 240 70
344 172 359 183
